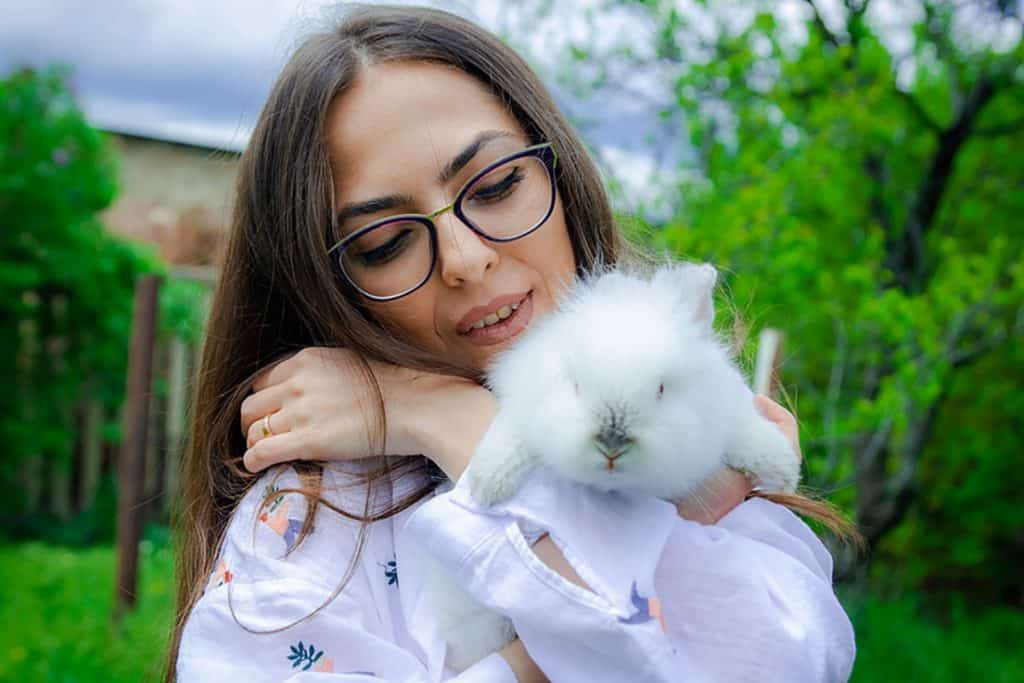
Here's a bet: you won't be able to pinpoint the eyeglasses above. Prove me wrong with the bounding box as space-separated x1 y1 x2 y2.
328 142 558 301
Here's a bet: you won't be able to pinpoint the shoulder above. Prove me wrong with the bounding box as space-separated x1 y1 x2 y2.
205 461 397 595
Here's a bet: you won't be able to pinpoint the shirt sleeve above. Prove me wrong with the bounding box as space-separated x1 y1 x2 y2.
405 469 856 683
176 464 518 683
176 577 517 682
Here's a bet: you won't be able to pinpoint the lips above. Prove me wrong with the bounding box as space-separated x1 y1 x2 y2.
456 291 532 335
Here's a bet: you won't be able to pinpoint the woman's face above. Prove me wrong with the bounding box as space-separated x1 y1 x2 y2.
325 61 577 372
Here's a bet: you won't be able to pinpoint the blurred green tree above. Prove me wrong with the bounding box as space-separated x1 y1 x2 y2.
561 0 1023 595
0 67 164 533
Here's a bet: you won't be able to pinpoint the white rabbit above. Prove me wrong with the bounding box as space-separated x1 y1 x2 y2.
428 261 802 672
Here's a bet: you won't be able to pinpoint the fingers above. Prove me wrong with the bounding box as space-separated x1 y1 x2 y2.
243 430 312 473
245 409 290 449
240 382 292 437
252 348 351 393
251 351 303 392
753 393 801 462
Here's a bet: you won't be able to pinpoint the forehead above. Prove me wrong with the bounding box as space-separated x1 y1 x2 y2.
325 61 528 193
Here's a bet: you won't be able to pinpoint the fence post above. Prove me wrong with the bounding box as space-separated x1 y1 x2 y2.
753 328 784 399
114 274 161 616
79 396 104 512
163 336 188 515
143 342 166 519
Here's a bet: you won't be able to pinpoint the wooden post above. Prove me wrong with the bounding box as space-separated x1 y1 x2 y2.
79 397 104 512
17 298 41 513
753 328 784 399
47 294 72 522
114 274 161 616
163 336 188 515
143 342 165 516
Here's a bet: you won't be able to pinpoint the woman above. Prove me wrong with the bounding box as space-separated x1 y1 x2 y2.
170 5 856 681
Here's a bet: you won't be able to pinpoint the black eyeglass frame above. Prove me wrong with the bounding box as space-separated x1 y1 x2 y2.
328 142 559 302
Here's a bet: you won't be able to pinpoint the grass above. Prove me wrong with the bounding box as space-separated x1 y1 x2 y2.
1 541 1022 682
845 588 1024 683
0 540 174 683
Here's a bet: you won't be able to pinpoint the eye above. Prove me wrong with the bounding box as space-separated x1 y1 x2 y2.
467 167 524 203
354 227 416 267
657 383 665 399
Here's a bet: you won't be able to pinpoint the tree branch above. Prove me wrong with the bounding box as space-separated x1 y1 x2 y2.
895 88 943 132
821 315 848 482
975 117 1024 137
802 0 841 47
887 75 999 292
948 305 1024 368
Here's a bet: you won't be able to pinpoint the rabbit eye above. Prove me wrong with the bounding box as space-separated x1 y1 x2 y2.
657 383 665 399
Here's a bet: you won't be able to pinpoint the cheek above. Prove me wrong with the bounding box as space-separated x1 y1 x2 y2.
366 292 441 347
528 213 577 300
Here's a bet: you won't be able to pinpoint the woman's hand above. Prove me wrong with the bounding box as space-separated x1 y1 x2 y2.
675 394 801 525
239 347 488 476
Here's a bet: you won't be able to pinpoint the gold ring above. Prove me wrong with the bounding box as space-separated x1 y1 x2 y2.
261 413 273 437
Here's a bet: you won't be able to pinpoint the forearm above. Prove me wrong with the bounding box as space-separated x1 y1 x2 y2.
410 384 497 480
499 638 548 683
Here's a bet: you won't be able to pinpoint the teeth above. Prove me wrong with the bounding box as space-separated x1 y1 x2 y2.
467 296 527 332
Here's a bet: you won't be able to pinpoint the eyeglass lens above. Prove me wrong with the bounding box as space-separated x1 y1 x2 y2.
338 154 552 299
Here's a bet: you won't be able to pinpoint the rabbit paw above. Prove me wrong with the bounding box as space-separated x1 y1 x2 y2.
465 448 535 506
464 416 535 506
725 411 801 493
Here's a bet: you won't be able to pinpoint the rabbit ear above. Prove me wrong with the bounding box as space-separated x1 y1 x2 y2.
690 263 717 330
652 262 717 332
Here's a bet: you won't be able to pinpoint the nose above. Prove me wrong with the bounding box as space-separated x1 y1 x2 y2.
435 210 499 288
594 428 634 461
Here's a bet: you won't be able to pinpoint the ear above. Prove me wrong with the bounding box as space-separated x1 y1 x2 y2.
651 262 717 332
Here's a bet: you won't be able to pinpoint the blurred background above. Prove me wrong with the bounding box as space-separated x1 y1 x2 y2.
1 0 1021 681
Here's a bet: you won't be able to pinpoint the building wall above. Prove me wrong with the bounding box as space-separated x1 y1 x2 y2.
102 133 240 266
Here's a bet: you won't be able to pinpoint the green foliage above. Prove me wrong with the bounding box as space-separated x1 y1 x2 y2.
0 539 174 682
845 589 1024 682
159 277 208 347
0 66 208 529
586 1 1023 596
4 475 119 546
1 66 156 497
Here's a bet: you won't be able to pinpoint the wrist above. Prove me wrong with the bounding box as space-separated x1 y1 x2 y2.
675 468 753 525
410 383 497 480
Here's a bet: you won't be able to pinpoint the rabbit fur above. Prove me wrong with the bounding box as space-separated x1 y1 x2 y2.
426 262 802 672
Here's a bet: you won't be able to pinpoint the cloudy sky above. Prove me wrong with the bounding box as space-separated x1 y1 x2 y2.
1 1 673 146
1 0 687 207
4 1 1013 212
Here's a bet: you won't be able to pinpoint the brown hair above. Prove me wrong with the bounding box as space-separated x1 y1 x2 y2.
167 4 858 678
167 4 637 678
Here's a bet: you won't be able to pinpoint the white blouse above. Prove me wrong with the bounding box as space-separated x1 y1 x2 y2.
177 460 856 682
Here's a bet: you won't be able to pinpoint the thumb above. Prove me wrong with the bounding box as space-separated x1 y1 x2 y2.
753 394 801 462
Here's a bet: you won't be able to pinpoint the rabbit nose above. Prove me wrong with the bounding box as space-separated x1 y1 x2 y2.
594 429 633 459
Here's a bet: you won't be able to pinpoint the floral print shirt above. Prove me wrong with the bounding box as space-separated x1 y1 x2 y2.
177 459 855 681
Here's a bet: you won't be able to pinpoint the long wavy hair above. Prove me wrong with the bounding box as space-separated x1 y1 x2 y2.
166 4 858 679
166 4 638 678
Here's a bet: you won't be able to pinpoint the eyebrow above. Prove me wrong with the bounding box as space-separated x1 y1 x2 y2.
334 129 516 228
